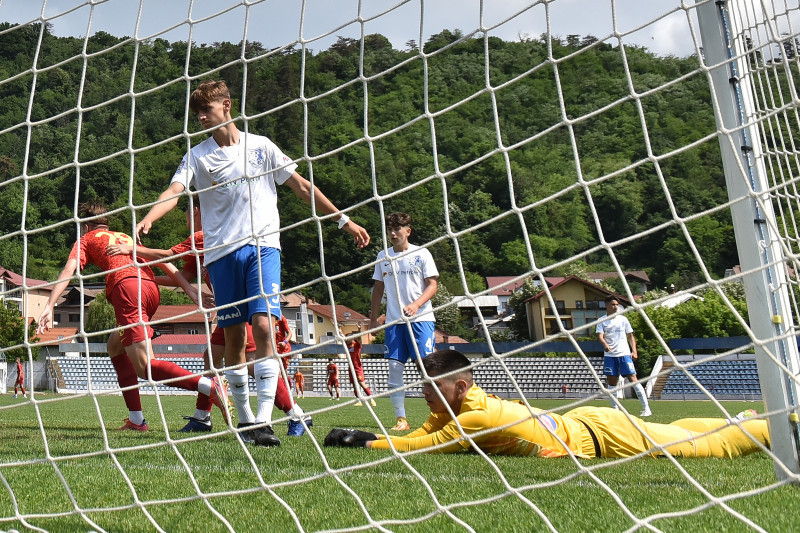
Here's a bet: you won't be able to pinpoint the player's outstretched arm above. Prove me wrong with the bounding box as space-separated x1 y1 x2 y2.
136 181 185 238
284 173 370 248
37 258 79 334
106 242 175 262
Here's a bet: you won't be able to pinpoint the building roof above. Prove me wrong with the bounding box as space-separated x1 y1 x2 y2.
455 295 500 308
0 267 49 290
31 326 80 346
306 303 368 323
435 328 468 344
587 270 651 284
485 276 531 297
151 305 210 324
526 275 631 306
281 291 313 307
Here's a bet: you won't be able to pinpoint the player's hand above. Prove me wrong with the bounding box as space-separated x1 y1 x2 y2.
201 292 215 308
324 428 378 448
136 220 151 239
106 243 133 257
403 303 420 317
36 308 53 334
343 221 370 249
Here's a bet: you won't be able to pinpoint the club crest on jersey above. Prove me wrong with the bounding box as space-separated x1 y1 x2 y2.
248 148 265 168
411 255 422 269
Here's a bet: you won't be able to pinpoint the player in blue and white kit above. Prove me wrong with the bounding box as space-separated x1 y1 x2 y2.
370 212 438 431
596 295 652 417
137 80 370 445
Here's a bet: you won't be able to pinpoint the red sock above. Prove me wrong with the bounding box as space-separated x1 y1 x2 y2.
275 375 292 413
363 386 372 396
196 392 212 411
111 355 142 412
148 359 200 391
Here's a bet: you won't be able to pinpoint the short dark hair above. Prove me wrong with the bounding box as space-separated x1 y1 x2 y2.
386 212 412 228
422 350 473 380
189 80 231 114
604 295 620 305
79 201 109 227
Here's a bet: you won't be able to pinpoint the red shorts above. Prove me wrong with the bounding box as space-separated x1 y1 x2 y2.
15 377 24 386
327 377 339 387
109 277 159 347
348 366 365 384
210 323 257 353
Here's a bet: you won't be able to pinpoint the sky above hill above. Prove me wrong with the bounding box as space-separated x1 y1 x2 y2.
0 0 701 57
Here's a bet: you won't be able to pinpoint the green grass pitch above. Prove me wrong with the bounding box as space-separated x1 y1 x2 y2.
0 393 796 532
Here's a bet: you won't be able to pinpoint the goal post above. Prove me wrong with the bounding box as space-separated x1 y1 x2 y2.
696 0 800 479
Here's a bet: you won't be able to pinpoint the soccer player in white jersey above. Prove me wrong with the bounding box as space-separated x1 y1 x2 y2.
370 212 438 431
136 80 370 446
596 295 652 417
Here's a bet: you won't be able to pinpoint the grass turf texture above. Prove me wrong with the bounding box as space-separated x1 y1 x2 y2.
0 394 796 532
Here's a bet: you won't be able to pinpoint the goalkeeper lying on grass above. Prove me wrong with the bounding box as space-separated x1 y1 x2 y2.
325 350 770 458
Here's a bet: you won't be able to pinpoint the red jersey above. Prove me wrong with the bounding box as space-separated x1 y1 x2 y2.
69 228 155 294
274 315 292 355
347 340 364 372
170 231 211 290
16 362 23 378
327 362 339 380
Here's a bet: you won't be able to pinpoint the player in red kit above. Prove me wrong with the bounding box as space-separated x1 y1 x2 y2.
37 202 230 432
345 337 376 406
327 359 340 400
107 205 310 439
13 357 26 399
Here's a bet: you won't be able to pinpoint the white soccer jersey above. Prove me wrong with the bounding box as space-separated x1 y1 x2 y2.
595 314 633 357
170 131 298 265
373 244 439 323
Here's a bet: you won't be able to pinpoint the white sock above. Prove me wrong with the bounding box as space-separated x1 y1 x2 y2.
388 359 406 418
226 367 254 424
286 404 305 420
194 409 211 420
129 411 145 425
197 376 212 396
253 358 279 424
633 382 649 410
606 383 617 408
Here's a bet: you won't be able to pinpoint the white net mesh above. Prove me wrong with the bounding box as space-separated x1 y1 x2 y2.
1 0 799 531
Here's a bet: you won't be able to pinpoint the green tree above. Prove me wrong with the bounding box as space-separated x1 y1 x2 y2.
85 292 116 344
431 283 473 340
0 304 39 361
628 283 749 375
507 279 540 340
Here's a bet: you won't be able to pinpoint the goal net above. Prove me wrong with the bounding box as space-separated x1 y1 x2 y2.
1 0 799 531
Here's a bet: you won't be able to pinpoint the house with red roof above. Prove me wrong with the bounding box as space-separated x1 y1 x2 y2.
524 275 631 341
0 266 52 323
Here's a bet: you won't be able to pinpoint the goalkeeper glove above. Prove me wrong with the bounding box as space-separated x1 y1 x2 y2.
324 428 378 448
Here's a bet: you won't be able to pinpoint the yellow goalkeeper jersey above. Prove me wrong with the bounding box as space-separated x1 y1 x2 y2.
371 384 596 457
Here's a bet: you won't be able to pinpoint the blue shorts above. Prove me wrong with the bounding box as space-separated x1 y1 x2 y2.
604 355 637 377
206 245 281 328
385 322 436 364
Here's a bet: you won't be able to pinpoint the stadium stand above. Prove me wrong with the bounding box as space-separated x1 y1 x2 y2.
658 355 761 400
53 355 607 399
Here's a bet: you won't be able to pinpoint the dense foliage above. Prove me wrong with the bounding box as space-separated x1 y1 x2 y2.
0 305 38 361
0 23 738 318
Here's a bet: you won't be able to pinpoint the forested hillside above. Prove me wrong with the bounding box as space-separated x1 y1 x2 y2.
0 22 737 315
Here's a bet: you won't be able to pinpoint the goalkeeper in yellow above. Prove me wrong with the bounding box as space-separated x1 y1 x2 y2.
324 350 770 459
